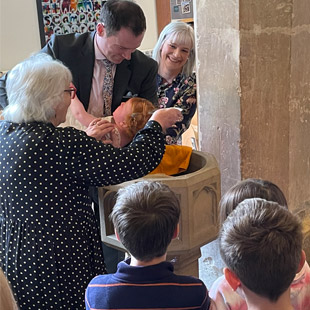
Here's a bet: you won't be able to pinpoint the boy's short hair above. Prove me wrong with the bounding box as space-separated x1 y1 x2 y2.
219 178 288 226
220 198 303 302
110 181 180 262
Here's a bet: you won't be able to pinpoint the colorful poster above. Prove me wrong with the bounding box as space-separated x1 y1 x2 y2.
36 0 105 47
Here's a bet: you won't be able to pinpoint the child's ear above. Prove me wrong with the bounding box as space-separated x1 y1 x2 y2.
297 250 306 273
224 267 241 291
172 223 179 239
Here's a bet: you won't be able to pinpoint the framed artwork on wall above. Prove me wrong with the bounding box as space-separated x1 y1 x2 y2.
36 0 106 47
170 0 193 21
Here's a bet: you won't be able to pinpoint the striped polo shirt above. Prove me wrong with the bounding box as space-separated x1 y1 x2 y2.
85 258 211 310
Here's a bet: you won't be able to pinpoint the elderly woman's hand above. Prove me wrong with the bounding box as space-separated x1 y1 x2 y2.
85 118 115 142
150 108 183 133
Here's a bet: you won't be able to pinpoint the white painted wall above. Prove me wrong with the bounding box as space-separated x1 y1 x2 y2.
0 0 157 71
1 0 41 71
137 0 158 51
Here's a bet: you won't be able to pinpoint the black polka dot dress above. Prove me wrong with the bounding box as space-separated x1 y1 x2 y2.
0 120 165 309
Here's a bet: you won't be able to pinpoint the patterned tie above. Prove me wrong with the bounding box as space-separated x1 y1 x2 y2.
102 59 114 116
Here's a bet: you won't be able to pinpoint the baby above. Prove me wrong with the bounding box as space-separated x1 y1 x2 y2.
62 93 155 147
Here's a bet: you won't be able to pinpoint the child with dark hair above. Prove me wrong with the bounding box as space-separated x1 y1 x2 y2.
85 181 215 310
210 178 310 310
218 178 287 227
219 198 304 310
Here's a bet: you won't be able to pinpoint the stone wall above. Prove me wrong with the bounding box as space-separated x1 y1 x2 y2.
239 0 291 201
195 0 241 194
195 0 310 211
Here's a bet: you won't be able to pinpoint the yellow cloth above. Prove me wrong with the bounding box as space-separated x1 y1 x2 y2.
149 145 192 176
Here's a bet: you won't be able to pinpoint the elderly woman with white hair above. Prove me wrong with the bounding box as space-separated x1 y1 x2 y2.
0 53 181 309
152 20 196 145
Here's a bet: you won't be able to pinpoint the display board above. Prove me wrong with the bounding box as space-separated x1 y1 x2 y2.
36 0 105 47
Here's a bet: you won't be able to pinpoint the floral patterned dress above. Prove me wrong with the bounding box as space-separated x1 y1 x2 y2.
157 72 196 145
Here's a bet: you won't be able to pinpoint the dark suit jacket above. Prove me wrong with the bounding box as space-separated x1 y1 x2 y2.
0 32 158 112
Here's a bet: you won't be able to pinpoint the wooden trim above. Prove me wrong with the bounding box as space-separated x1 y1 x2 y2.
177 18 194 24
155 0 171 36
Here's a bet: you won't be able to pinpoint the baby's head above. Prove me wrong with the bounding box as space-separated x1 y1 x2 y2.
114 97 155 140
219 178 287 226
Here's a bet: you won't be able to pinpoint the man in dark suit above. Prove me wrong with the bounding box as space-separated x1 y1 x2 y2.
0 0 158 113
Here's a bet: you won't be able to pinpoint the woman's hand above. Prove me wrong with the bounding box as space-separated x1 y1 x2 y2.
85 118 115 143
150 108 183 133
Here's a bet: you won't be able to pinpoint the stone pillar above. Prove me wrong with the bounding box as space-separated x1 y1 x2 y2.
289 0 310 209
239 0 291 202
194 0 241 194
195 0 310 210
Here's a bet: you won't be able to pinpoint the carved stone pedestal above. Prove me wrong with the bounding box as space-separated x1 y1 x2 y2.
98 151 221 276
167 247 202 277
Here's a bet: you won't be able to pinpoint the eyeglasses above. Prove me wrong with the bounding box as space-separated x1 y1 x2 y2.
64 86 76 99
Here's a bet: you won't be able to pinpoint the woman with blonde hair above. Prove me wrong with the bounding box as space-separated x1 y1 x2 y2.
152 20 196 145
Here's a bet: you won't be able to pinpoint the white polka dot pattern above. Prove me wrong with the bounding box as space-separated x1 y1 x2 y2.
0 120 165 309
